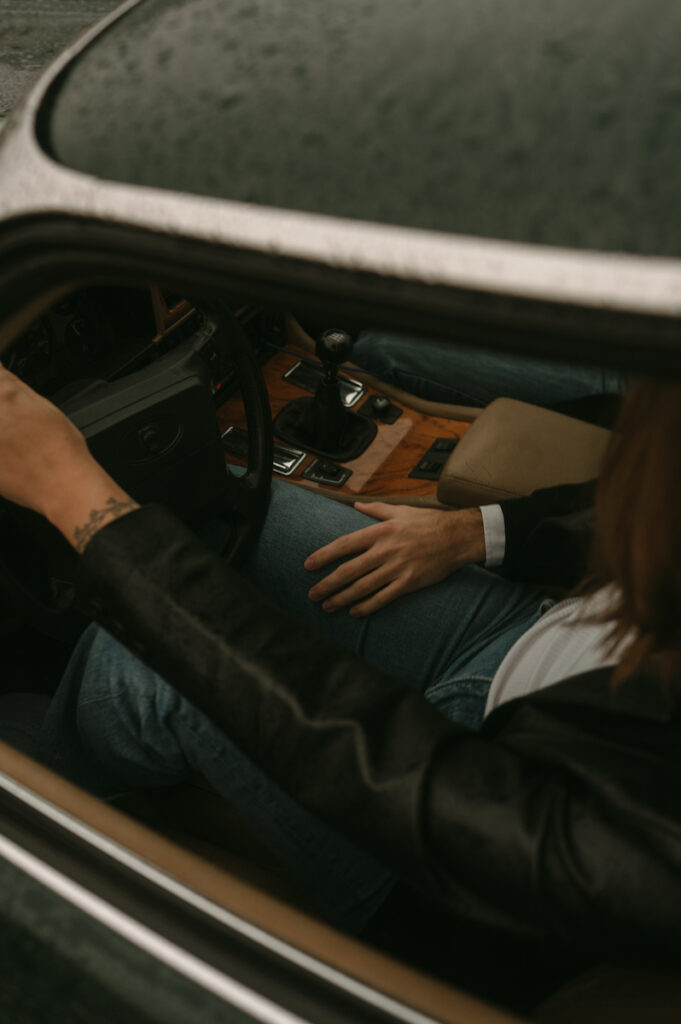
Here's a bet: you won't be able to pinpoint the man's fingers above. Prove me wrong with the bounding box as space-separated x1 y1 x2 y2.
304 522 381 570
308 548 385 602
318 565 397 612
349 578 406 617
353 501 397 522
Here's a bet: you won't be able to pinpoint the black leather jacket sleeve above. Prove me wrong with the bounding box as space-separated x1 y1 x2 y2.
79 505 681 961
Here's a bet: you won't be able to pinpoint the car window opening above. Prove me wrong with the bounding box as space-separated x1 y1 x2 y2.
0 280 666 1019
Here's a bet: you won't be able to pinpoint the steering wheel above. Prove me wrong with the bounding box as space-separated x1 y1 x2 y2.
0 302 273 641
196 304 273 565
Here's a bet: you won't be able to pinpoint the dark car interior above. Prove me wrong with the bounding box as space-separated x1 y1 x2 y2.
2 0 681 1015
0 279 638 1019
0 278 614 670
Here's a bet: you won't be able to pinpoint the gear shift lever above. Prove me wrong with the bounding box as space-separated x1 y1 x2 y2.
273 329 377 460
311 329 357 452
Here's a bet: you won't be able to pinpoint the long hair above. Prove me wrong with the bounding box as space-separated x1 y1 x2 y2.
592 378 681 684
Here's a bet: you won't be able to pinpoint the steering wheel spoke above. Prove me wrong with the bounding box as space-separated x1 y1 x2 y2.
222 465 270 560
203 305 273 565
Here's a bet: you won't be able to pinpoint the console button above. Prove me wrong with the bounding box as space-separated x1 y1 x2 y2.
433 437 457 452
317 460 342 479
371 395 391 414
302 458 352 487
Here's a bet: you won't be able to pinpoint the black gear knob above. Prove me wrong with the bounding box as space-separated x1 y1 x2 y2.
316 328 354 367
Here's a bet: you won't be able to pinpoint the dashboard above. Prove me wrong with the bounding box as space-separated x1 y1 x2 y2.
0 286 281 637
9 286 287 408
9 287 162 398
8 286 474 509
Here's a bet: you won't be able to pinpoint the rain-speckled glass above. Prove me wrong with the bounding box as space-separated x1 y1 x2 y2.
42 0 681 257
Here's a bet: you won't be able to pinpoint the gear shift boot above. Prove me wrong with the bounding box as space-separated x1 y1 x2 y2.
274 395 376 461
274 328 377 460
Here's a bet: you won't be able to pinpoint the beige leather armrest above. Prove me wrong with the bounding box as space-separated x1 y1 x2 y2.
437 398 611 506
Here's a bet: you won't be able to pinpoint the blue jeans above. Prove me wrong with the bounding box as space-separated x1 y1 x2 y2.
352 330 624 408
72 480 545 931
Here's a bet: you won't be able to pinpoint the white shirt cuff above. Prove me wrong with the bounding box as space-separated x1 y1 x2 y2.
480 504 506 567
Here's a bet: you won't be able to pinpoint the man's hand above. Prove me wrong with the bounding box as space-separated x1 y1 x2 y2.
305 501 486 616
0 365 137 550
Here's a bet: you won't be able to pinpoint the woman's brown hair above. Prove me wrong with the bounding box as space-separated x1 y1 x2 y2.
592 378 681 684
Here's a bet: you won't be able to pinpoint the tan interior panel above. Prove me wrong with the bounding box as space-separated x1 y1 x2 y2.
438 398 611 506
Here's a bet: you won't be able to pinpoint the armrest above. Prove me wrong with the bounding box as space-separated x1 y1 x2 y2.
437 398 611 506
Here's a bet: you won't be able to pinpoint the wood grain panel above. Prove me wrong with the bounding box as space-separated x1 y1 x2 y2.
217 347 470 500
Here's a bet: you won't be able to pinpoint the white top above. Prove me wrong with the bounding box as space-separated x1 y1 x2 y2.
484 585 633 718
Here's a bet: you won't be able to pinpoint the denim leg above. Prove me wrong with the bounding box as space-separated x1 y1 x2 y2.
241 478 545 696
351 330 624 408
75 624 394 933
423 608 542 730
72 481 546 931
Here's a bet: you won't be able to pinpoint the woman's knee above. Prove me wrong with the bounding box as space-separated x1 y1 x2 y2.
76 624 164 710
75 624 190 785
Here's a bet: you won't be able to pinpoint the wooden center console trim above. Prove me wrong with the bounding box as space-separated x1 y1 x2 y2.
217 346 471 500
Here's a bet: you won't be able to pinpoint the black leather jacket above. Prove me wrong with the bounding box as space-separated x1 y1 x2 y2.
76 490 681 968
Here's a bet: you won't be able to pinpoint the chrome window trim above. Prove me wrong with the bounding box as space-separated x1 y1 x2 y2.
0 0 680 327
0 829 310 1024
0 770 446 1024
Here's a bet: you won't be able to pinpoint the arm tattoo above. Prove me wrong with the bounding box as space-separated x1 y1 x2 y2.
73 496 139 554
